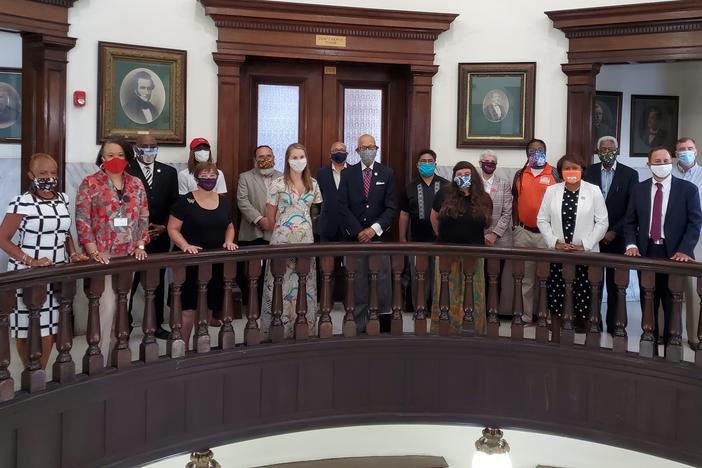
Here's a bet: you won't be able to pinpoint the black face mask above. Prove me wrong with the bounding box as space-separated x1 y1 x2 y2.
32 177 58 192
331 152 348 164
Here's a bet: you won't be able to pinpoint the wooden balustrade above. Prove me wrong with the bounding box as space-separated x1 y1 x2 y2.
0 244 700 404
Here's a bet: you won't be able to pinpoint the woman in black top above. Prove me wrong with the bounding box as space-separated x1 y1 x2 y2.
167 162 238 349
429 161 493 334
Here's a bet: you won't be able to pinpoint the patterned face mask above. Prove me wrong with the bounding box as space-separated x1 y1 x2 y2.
527 150 546 168
454 174 472 189
33 177 58 192
597 149 618 167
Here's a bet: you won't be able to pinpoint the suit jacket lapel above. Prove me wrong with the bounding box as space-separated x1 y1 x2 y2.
606 166 622 203
554 185 565 238
665 178 678 230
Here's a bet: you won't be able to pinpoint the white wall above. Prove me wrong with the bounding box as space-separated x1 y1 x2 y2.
66 0 219 164
146 424 690 468
597 62 702 169
63 0 674 169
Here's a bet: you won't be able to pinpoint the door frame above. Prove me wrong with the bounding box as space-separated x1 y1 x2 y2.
200 0 456 209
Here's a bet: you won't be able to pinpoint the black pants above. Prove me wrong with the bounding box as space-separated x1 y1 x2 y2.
129 268 167 329
639 242 673 345
601 237 626 334
236 238 268 306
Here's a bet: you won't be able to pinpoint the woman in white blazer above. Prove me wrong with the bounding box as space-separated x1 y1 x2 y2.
537 155 608 331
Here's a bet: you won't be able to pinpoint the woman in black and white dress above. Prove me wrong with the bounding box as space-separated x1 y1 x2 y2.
0 153 88 368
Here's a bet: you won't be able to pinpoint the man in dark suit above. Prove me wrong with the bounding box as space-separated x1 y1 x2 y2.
316 141 348 242
338 134 397 333
583 136 639 334
624 147 702 347
127 134 179 339
122 71 159 124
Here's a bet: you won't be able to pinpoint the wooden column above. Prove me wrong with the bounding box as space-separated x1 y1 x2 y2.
213 53 245 211
407 65 438 180
562 63 601 169
21 33 76 192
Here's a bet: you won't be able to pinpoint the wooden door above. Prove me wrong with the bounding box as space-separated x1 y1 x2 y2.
238 59 408 212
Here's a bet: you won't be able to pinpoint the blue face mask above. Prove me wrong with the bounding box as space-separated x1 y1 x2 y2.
137 146 158 164
528 150 546 168
677 150 696 166
454 174 471 189
418 162 436 178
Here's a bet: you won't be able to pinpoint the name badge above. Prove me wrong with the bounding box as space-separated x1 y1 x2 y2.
539 176 551 185
375 181 385 185
113 217 128 227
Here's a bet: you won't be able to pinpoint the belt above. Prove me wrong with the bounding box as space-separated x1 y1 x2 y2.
650 239 665 245
517 222 540 234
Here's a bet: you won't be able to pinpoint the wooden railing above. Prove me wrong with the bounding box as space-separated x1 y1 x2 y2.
1 244 702 467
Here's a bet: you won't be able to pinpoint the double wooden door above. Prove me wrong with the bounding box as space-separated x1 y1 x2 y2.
238 59 409 188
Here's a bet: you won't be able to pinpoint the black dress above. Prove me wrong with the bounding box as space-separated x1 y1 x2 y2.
432 186 488 245
546 188 591 328
170 193 233 316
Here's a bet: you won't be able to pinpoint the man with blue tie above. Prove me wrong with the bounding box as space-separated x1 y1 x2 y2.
316 141 348 242
583 136 638 334
624 147 702 348
338 134 397 334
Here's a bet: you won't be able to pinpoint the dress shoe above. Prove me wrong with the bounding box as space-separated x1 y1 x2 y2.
154 327 170 340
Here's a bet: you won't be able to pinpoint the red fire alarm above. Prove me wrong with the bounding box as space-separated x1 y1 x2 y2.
73 91 86 107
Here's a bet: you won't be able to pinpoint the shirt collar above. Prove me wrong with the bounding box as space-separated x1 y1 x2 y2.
653 175 672 190
332 163 347 173
676 161 701 174
601 161 617 172
362 162 375 172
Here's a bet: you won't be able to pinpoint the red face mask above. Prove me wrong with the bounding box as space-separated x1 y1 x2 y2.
103 157 128 174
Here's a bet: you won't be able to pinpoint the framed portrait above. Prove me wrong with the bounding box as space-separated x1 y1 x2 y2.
629 94 679 157
457 62 536 148
0 68 21 143
592 91 622 151
97 42 186 145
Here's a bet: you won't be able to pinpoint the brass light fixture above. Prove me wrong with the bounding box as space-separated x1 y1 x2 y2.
472 427 512 468
185 449 221 468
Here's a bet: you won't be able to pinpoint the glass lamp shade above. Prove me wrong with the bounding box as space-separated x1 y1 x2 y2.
472 450 513 468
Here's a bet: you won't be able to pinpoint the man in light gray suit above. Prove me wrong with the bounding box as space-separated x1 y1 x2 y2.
236 145 282 305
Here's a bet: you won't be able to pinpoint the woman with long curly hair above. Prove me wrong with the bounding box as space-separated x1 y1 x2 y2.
429 161 493 334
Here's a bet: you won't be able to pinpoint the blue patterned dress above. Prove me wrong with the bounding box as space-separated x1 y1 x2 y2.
260 177 322 338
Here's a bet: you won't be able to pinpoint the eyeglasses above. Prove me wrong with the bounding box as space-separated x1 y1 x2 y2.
357 145 378 151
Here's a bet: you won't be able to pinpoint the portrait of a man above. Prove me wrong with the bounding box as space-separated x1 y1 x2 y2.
591 91 622 152
0 83 20 129
592 102 612 141
482 89 509 123
629 95 678 157
119 68 165 125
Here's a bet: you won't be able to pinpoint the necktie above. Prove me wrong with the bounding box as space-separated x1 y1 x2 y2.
650 182 663 241
143 164 153 188
363 167 372 197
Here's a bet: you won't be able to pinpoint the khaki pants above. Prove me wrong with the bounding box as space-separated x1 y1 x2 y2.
512 225 548 322
684 239 702 346
99 275 132 366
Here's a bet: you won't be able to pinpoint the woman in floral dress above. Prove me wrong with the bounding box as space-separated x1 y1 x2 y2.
260 143 322 339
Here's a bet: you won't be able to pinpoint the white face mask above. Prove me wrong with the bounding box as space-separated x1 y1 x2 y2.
288 157 307 173
650 163 672 179
194 149 210 162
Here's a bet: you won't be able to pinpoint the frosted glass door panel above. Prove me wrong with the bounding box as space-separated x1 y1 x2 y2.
343 88 383 165
257 84 300 172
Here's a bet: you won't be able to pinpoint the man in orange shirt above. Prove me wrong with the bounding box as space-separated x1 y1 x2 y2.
512 139 561 324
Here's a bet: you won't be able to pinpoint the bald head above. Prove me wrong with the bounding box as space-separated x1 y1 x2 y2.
357 134 376 150
330 141 346 153
136 134 157 147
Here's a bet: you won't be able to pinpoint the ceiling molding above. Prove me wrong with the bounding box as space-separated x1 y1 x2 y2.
28 0 77 6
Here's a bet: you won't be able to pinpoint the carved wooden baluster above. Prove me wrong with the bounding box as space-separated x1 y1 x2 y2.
219 262 237 350
666 274 684 363
612 268 629 353
638 271 656 358
585 266 603 349
53 280 76 383
461 257 476 336
138 269 160 362
245 259 262 345
437 255 451 336
21 285 47 392
343 256 356 337
112 272 133 368
168 266 186 358
535 262 550 343
83 276 105 375
486 257 500 338
318 256 334 339
294 257 311 341
511 260 525 340
413 255 428 336
695 275 702 367
0 290 15 401
367 255 381 336
269 258 286 343
195 264 212 353
560 263 576 346
391 255 405 336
